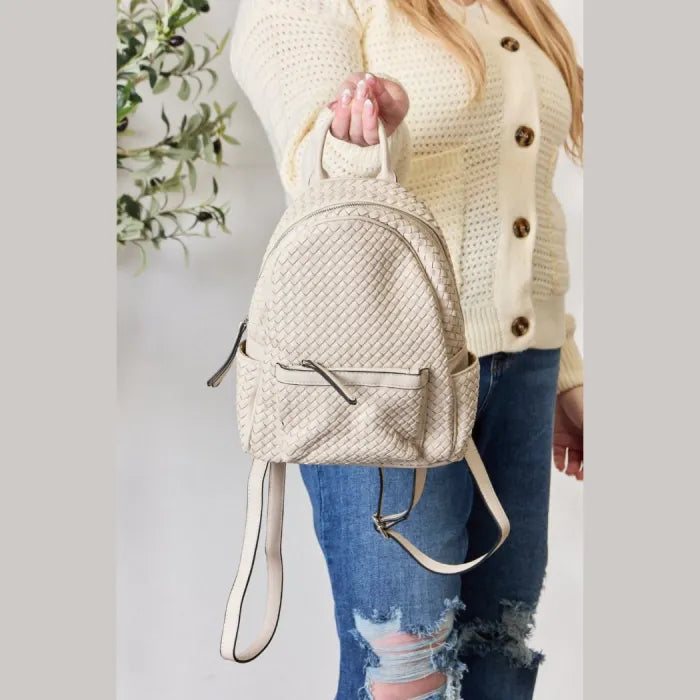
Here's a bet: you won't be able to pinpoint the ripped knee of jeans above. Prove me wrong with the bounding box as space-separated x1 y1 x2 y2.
459 599 545 670
351 596 467 700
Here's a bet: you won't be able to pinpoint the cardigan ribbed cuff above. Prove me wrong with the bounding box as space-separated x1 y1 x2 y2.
557 315 584 393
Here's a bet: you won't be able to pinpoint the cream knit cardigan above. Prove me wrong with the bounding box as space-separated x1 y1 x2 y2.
229 0 584 392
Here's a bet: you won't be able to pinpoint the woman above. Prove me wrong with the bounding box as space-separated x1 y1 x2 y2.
229 0 583 698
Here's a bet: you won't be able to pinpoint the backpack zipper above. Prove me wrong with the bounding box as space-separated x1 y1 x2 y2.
258 201 456 288
208 201 464 386
206 317 248 387
298 359 358 405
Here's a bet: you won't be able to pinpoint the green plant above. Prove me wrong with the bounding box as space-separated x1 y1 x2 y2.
117 0 237 273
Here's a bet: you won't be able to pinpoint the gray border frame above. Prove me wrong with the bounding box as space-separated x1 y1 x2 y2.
583 1 699 697
2 1 699 698
0 2 115 699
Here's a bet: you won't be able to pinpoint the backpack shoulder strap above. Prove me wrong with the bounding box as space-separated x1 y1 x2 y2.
220 459 285 662
220 441 509 661
375 440 510 574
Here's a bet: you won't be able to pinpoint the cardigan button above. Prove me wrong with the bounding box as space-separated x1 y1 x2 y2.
511 316 530 337
515 126 535 147
501 36 520 52
513 217 531 238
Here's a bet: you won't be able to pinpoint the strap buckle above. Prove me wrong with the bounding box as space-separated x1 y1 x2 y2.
372 467 421 539
372 512 392 539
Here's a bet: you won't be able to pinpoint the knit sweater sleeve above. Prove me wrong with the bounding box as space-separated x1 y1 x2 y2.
557 313 584 393
228 0 412 200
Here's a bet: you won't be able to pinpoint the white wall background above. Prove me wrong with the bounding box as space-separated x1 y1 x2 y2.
117 1 583 698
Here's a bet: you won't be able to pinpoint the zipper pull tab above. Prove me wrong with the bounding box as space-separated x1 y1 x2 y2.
206 318 248 388
301 359 357 405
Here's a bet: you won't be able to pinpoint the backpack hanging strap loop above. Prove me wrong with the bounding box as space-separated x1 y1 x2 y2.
220 459 286 662
307 105 397 186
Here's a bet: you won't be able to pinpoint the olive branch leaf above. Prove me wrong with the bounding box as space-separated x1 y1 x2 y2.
117 0 237 274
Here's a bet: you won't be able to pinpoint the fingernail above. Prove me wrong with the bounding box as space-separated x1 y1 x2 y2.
363 98 373 115
341 88 352 105
356 79 366 99
365 72 375 84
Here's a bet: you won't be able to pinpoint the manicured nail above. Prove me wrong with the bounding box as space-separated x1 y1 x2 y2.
341 88 352 105
365 72 376 84
355 79 367 99
363 98 373 116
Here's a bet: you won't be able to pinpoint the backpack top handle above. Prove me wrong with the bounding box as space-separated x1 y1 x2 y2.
307 105 397 186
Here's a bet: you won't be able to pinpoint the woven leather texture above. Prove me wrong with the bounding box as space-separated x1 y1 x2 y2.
237 170 480 468
277 377 428 464
216 114 511 667
451 357 481 457
235 340 260 452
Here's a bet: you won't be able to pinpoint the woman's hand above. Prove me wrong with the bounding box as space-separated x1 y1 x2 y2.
553 385 584 481
327 72 409 146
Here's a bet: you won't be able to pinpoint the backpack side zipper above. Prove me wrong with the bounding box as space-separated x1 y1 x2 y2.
206 318 248 387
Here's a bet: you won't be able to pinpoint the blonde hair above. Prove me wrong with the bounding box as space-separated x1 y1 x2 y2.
392 0 583 163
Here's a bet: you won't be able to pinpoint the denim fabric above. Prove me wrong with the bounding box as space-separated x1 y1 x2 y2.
299 347 561 700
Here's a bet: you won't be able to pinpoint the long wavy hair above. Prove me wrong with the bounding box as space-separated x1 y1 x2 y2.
392 0 583 163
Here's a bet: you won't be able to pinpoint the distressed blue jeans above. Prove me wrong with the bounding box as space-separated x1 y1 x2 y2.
299 347 561 700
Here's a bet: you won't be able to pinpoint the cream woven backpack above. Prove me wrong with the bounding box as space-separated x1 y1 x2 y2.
207 107 510 663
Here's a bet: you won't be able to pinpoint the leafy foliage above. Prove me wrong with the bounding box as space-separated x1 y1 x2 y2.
117 0 237 273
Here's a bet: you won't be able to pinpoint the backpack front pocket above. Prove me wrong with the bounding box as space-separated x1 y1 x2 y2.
274 363 430 465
